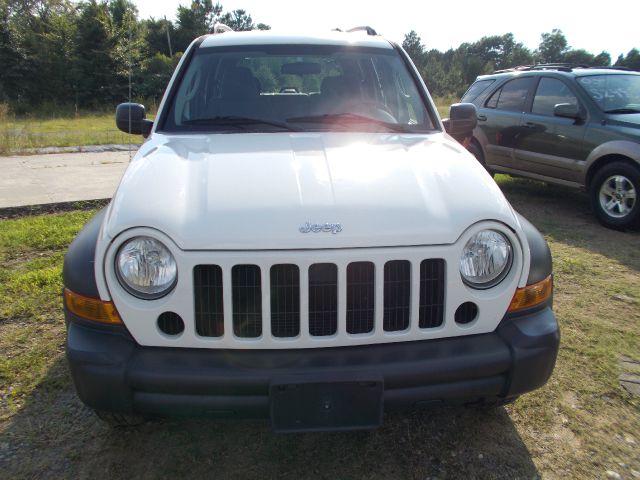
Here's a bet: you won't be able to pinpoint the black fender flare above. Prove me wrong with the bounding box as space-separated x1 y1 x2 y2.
63 208 107 298
515 212 552 285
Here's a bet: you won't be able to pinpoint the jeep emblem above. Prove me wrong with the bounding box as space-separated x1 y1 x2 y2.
299 222 343 234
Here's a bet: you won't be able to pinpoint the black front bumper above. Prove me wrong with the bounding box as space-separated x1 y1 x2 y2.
66 305 559 426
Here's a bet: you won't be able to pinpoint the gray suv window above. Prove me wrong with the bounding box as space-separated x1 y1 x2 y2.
461 79 494 103
486 77 536 112
532 78 579 116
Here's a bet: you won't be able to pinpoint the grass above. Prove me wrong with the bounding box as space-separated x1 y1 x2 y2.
0 99 454 156
434 95 458 118
0 178 639 478
0 113 144 155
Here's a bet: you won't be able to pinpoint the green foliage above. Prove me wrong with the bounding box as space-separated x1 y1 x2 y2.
537 28 569 63
219 9 264 32
0 2 635 111
616 48 640 71
404 28 628 98
0 0 270 112
174 0 222 52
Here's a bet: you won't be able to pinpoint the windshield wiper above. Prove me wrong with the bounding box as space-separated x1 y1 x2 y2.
182 116 301 131
604 108 640 114
286 113 412 133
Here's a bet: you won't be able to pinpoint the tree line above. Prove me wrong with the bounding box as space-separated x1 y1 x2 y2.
0 0 268 114
0 0 638 115
402 29 640 98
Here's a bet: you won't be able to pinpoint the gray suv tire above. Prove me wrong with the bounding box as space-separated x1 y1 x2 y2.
590 161 640 229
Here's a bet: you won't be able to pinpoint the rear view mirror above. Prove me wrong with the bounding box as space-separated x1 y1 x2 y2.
444 103 478 141
553 103 581 120
281 62 321 75
116 103 153 138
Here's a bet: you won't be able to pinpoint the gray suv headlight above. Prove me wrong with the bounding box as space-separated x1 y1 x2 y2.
116 236 177 299
460 230 513 289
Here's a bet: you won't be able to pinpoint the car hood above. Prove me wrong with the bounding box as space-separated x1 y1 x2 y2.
104 132 518 249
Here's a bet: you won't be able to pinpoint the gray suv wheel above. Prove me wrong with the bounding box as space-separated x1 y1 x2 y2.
590 162 640 229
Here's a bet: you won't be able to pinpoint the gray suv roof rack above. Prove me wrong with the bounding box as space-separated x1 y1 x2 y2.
493 64 631 74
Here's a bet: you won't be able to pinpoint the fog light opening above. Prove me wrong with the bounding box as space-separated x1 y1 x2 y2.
455 302 478 325
158 312 185 336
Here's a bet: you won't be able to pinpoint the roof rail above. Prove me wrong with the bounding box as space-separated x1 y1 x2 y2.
493 64 573 73
493 63 630 74
584 65 631 71
213 23 234 34
346 26 378 36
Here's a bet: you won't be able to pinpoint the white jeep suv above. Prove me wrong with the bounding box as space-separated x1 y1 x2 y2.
63 27 559 432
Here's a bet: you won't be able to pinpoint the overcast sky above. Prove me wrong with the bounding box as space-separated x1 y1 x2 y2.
133 0 638 59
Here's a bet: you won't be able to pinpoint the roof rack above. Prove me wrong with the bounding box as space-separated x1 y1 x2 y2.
213 23 233 34
346 26 378 36
493 64 572 73
493 63 631 74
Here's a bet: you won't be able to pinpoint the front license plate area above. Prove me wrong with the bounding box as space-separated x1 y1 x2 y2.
270 378 383 432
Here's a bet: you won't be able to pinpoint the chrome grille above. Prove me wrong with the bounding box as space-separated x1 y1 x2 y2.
192 258 445 340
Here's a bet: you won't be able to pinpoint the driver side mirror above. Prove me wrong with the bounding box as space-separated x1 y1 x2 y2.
443 103 478 141
116 103 154 138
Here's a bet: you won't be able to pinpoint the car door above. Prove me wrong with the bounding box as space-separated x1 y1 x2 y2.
514 76 590 183
475 77 537 171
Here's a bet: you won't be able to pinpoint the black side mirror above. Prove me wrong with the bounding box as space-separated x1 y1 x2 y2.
443 103 478 141
116 103 153 138
553 103 581 120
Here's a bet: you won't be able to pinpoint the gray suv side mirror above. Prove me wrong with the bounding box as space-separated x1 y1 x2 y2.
553 103 581 120
116 103 153 138
443 103 478 141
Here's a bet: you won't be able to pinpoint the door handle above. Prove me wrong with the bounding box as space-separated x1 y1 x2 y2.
523 122 538 129
477 114 487 121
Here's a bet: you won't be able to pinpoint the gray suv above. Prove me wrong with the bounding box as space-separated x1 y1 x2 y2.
461 66 640 229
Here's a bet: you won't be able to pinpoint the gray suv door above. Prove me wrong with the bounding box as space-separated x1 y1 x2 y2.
476 77 536 172
513 76 590 184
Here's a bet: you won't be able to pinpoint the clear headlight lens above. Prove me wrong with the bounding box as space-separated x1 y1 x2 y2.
116 236 177 299
460 230 513 289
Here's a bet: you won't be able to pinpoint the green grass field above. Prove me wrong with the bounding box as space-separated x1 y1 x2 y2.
0 98 452 155
0 114 144 155
0 176 638 478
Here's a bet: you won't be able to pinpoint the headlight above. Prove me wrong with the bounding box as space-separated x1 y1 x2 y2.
460 230 513 289
116 236 177 299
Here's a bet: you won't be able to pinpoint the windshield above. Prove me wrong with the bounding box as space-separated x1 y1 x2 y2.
160 44 436 133
576 74 640 113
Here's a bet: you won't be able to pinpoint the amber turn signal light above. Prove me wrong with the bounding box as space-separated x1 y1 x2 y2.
64 288 122 325
508 275 553 312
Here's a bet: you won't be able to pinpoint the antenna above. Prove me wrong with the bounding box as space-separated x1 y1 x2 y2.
128 7 133 162
164 16 173 57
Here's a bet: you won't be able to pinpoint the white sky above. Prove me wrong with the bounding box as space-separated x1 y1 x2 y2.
133 0 638 60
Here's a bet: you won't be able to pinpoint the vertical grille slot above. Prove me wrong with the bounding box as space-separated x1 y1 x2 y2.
270 264 300 337
308 263 338 336
193 265 224 337
232 265 262 338
383 260 411 331
419 259 445 328
346 262 375 334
